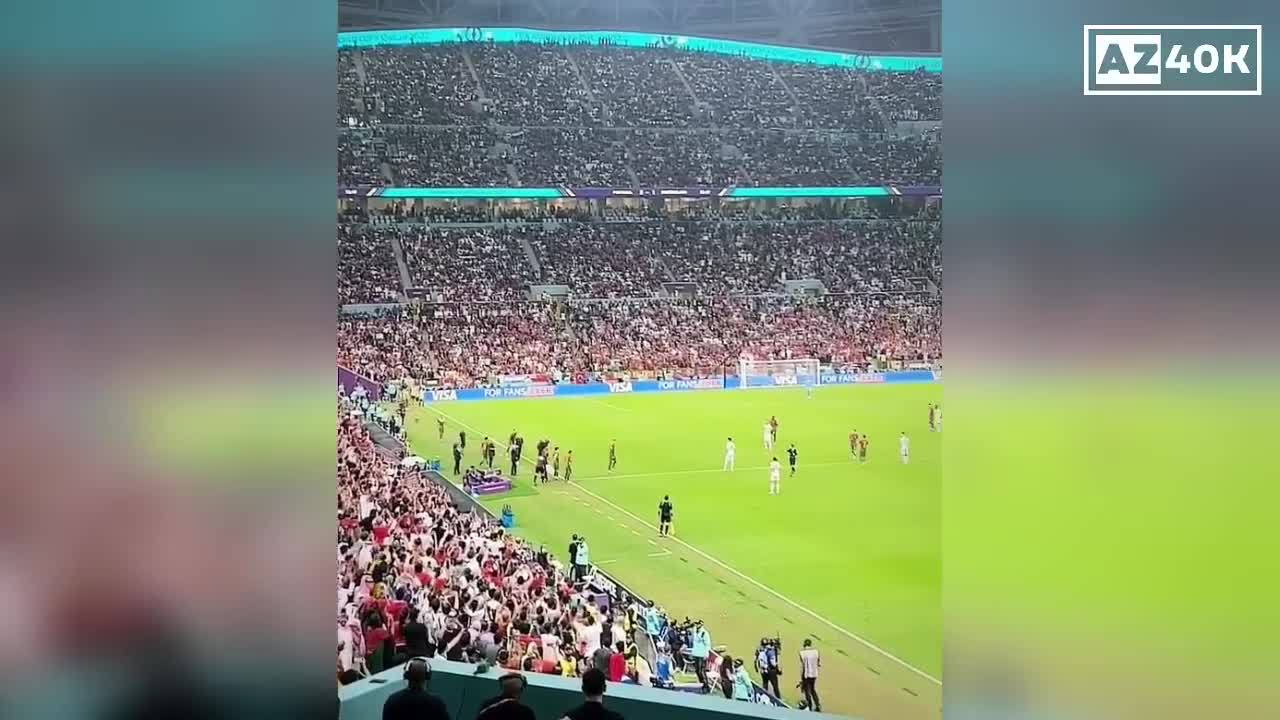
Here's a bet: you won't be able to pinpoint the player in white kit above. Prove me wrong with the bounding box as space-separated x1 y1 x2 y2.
899 432 910 464
768 457 781 495
723 437 736 470
762 422 774 450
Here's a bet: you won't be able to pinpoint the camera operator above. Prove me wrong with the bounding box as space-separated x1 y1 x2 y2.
755 637 781 699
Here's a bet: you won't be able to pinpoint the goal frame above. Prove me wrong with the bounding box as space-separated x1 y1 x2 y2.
736 358 821 390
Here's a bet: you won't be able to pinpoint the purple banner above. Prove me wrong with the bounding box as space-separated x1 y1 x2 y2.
338 365 382 401
566 187 721 198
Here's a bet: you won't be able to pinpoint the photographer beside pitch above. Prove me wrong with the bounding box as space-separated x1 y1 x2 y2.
755 637 782 699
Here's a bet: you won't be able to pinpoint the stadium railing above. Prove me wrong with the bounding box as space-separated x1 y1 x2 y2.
338 656 853 720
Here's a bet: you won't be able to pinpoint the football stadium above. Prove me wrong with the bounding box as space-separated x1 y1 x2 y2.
337 2 941 719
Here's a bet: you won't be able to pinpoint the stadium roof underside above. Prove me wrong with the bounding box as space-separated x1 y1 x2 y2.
337 0 941 54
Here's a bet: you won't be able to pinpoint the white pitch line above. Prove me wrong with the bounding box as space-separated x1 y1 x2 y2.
587 398 633 412
565 479 943 687
647 550 671 558
424 405 942 687
647 539 657 546
597 559 619 565
572 460 849 483
629 529 643 537
605 515 615 521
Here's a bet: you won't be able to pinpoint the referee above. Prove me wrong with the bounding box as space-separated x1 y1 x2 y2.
657 496 673 536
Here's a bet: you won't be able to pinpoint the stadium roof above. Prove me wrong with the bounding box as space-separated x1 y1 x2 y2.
337 0 941 54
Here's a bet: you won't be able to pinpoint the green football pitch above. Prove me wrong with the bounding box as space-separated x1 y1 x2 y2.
406 384 941 719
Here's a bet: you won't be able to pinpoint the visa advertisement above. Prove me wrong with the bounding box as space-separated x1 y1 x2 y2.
407 370 937 404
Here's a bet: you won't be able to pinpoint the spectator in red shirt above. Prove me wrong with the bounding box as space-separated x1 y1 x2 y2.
607 641 627 683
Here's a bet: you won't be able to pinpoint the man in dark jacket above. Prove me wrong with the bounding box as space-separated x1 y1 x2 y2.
476 673 536 720
559 669 623 720
382 658 450 720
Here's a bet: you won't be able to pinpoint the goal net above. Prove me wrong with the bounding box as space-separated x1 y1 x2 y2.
737 358 821 390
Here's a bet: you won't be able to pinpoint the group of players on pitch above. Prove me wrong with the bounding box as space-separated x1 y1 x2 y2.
720 404 942 496
523 435 622 486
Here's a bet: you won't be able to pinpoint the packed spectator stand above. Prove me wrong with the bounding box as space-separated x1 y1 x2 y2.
338 394 734 695
337 41 941 188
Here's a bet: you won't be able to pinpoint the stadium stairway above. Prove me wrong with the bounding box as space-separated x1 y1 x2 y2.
665 57 701 108
767 62 807 127
389 232 413 294
561 48 612 125
517 233 542 277
460 46 487 101
352 51 367 87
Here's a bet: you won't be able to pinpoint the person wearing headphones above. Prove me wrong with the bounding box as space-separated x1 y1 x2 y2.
476 672 536 720
382 657 450 720
560 668 624 720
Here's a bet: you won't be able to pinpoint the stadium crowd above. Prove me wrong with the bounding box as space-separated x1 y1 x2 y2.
340 42 942 188
337 295 938 388
338 395 731 694
336 219 941 303
338 225 401 305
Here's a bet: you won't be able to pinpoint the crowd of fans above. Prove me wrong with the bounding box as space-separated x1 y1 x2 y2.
361 47 479 124
338 131 387 187
338 225 402 305
338 395 725 693
508 128 631 187
382 127 511 187
339 219 940 302
398 227 538 301
338 42 942 188
469 43 604 127
337 294 938 388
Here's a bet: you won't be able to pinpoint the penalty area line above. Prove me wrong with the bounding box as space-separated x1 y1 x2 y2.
573 460 849 483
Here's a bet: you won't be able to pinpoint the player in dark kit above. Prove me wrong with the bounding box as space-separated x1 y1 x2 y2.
607 440 617 472
482 437 496 468
552 446 561 479
787 444 798 476
534 452 548 485
452 443 463 475
458 430 466 450
658 496 674 536
858 435 868 463
849 430 859 459
769 415 779 444
564 450 574 481
509 444 520 476
437 417 445 440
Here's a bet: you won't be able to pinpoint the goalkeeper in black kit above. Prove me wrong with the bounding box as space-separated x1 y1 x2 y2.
658 496 674 536
787 444 798 477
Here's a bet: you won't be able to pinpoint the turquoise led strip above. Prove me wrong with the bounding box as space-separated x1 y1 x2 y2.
338 27 940 73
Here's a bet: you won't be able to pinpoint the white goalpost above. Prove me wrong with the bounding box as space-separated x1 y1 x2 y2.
736 358 821 390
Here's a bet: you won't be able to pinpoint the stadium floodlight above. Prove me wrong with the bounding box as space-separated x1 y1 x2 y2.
736 358 820 390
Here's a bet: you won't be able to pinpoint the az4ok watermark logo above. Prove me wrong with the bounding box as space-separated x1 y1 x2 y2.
1084 25 1261 95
